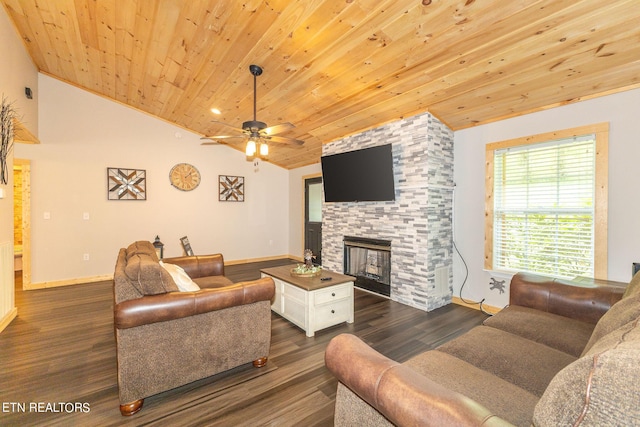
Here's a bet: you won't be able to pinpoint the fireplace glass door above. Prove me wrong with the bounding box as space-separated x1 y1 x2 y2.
344 237 391 296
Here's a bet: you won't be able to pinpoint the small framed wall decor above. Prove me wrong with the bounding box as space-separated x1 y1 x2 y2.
107 167 147 200
180 236 194 256
219 175 244 202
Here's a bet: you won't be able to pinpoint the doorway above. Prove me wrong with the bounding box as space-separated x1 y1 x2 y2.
304 176 322 265
13 159 31 288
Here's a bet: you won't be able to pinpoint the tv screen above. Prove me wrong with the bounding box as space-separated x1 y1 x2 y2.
321 144 395 202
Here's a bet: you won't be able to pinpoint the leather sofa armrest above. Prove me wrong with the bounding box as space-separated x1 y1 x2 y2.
510 272 625 324
325 334 512 427
162 254 225 279
115 277 274 329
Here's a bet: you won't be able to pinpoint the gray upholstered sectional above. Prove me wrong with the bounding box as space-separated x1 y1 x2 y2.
326 272 640 426
113 241 275 416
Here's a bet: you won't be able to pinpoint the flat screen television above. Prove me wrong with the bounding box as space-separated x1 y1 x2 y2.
321 144 395 202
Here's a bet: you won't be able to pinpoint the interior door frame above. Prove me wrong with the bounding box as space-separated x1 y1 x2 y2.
14 158 31 289
302 173 322 263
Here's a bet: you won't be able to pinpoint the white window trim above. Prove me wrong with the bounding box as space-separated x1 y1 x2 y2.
485 123 608 279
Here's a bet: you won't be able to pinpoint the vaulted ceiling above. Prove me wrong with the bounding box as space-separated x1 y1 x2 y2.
3 0 640 169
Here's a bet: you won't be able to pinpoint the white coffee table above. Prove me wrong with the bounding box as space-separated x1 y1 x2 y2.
260 265 354 337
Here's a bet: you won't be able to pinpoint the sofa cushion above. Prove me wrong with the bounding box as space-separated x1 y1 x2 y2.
125 240 158 261
581 293 640 356
334 383 393 427
404 350 539 427
124 253 179 295
193 275 234 289
436 326 576 396
114 248 143 303
533 318 640 426
160 261 200 292
483 305 595 357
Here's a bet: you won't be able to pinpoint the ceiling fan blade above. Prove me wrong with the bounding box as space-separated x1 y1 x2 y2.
210 120 246 134
262 122 295 135
200 135 246 140
200 135 246 145
266 135 305 146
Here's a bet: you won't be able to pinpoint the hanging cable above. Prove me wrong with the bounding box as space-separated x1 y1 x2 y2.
452 184 491 316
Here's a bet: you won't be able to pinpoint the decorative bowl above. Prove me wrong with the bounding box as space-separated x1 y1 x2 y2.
290 265 322 278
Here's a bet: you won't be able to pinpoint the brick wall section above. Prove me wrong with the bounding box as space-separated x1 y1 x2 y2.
321 111 454 311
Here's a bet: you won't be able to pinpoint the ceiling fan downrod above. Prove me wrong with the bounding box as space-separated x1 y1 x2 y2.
244 65 266 132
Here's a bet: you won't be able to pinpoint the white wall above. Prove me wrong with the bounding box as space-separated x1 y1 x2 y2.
0 4 38 328
0 4 38 245
288 163 321 259
453 88 640 309
0 7 38 140
15 74 291 285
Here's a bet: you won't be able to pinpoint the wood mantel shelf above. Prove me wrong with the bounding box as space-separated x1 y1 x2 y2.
13 118 40 144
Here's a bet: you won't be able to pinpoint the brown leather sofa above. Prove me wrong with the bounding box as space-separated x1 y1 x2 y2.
113 241 275 416
326 272 640 426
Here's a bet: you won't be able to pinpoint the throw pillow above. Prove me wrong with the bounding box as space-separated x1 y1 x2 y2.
581 293 640 356
160 261 201 292
623 270 640 299
533 318 640 426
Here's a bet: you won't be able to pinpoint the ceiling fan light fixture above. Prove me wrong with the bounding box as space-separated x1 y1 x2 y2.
259 142 269 157
246 139 257 156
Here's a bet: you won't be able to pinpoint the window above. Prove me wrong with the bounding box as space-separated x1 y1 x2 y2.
485 123 608 279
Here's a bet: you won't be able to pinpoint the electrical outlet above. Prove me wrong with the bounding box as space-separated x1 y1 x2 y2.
83 253 90 261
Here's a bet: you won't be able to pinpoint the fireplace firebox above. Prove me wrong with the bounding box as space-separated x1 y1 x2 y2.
343 236 391 297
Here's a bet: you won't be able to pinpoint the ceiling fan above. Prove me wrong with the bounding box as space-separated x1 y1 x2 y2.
201 64 304 157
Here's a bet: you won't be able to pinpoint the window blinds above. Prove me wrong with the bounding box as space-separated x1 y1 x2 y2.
493 135 595 278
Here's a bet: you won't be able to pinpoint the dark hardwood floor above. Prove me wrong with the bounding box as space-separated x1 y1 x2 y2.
1 260 488 426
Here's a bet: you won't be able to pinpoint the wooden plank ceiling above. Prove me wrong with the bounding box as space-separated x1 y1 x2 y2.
3 0 640 169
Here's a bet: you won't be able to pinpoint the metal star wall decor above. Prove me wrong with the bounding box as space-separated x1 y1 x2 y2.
107 167 147 200
489 277 506 294
219 175 244 202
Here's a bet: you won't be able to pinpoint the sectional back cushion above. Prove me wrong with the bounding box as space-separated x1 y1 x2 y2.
582 293 640 355
118 241 179 296
533 318 640 426
126 240 159 261
114 249 142 303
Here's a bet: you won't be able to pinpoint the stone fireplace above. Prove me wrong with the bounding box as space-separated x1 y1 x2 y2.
321 111 454 312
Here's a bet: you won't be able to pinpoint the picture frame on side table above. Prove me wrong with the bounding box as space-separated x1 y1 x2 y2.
219 175 244 202
107 167 146 200
180 236 194 256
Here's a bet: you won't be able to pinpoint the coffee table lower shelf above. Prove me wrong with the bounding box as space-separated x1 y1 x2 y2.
261 265 354 337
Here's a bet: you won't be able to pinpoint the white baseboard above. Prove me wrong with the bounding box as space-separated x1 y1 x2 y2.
24 275 113 290
452 296 502 315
